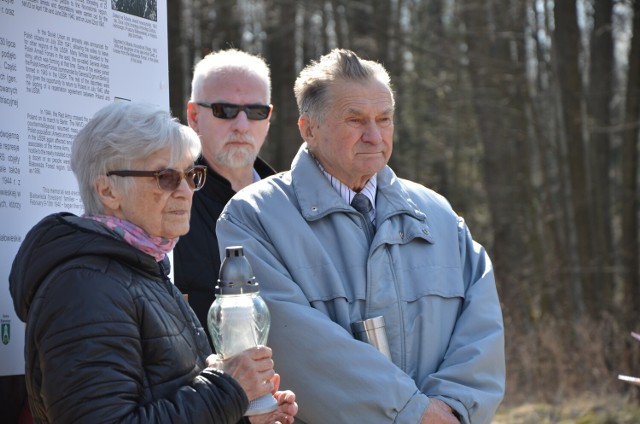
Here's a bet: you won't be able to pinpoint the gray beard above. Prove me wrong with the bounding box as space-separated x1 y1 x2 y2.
215 145 257 169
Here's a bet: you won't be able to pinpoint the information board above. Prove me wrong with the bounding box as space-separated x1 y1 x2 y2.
0 0 169 376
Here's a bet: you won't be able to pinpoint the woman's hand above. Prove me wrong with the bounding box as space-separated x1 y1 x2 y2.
248 374 298 424
208 346 275 401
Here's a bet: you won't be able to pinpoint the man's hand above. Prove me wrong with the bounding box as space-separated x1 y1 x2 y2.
420 398 461 424
248 374 298 424
207 346 275 401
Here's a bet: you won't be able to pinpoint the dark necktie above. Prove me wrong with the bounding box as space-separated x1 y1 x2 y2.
351 192 374 234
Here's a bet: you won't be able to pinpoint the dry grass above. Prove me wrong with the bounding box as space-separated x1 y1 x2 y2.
493 396 640 423
494 315 640 423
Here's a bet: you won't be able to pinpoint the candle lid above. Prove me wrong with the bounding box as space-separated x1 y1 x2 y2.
216 246 260 295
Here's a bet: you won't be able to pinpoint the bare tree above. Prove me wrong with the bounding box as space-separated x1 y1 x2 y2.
621 0 640 337
460 0 538 325
586 0 615 316
163 0 640 406
553 0 592 317
168 0 188 122
263 0 300 170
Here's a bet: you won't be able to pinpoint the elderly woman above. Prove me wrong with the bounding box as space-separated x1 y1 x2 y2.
9 102 297 424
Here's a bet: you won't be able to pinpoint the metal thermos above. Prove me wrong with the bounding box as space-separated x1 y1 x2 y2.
351 315 392 360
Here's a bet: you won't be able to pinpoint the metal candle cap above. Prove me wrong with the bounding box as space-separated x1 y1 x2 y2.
216 246 259 295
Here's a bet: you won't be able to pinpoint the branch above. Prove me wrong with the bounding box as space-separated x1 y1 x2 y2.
618 331 640 386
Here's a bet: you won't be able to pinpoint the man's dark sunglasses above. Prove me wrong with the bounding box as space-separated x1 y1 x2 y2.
197 102 272 120
106 165 207 192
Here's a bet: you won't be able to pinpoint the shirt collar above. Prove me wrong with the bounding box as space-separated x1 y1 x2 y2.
313 157 377 224
252 168 261 183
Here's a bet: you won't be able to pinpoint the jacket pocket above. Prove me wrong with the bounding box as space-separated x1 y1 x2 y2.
398 265 465 302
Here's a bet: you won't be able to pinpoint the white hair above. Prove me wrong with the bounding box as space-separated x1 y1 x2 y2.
190 48 271 103
70 101 202 214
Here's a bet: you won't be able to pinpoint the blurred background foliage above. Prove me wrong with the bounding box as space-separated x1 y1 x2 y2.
167 0 640 409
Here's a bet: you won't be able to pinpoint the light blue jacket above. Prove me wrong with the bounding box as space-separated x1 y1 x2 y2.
217 145 505 424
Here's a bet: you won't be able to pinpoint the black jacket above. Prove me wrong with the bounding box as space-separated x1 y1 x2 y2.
174 156 276 349
10 213 249 423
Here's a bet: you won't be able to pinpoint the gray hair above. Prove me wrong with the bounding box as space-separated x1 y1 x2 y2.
191 49 271 103
293 48 394 121
70 101 202 215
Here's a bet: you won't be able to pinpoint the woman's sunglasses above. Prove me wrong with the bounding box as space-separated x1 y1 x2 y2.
196 102 272 120
107 165 207 192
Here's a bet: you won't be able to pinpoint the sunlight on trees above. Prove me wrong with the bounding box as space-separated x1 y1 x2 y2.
167 0 640 406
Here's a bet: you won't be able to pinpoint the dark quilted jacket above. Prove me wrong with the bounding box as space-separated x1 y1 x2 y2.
9 213 249 424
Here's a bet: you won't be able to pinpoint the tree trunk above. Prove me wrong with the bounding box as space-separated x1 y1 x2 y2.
167 0 188 123
331 0 347 49
213 0 242 49
461 0 535 327
373 0 392 64
586 0 615 317
528 0 567 319
553 0 591 317
342 0 375 56
621 0 640 331
264 0 301 170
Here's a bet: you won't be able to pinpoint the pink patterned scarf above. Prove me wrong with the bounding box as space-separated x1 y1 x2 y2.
85 214 178 262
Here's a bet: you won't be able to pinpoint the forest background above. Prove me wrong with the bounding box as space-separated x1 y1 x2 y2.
167 0 640 420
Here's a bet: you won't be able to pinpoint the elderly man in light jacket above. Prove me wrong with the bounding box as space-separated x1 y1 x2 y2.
217 48 505 424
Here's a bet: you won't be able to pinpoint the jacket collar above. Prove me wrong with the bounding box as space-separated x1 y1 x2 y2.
291 144 431 236
197 155 276 200
9 213 166 321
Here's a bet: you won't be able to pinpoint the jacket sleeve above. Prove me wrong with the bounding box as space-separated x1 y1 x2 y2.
420 217 505 424
28 266 248 424
217 208 430 424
